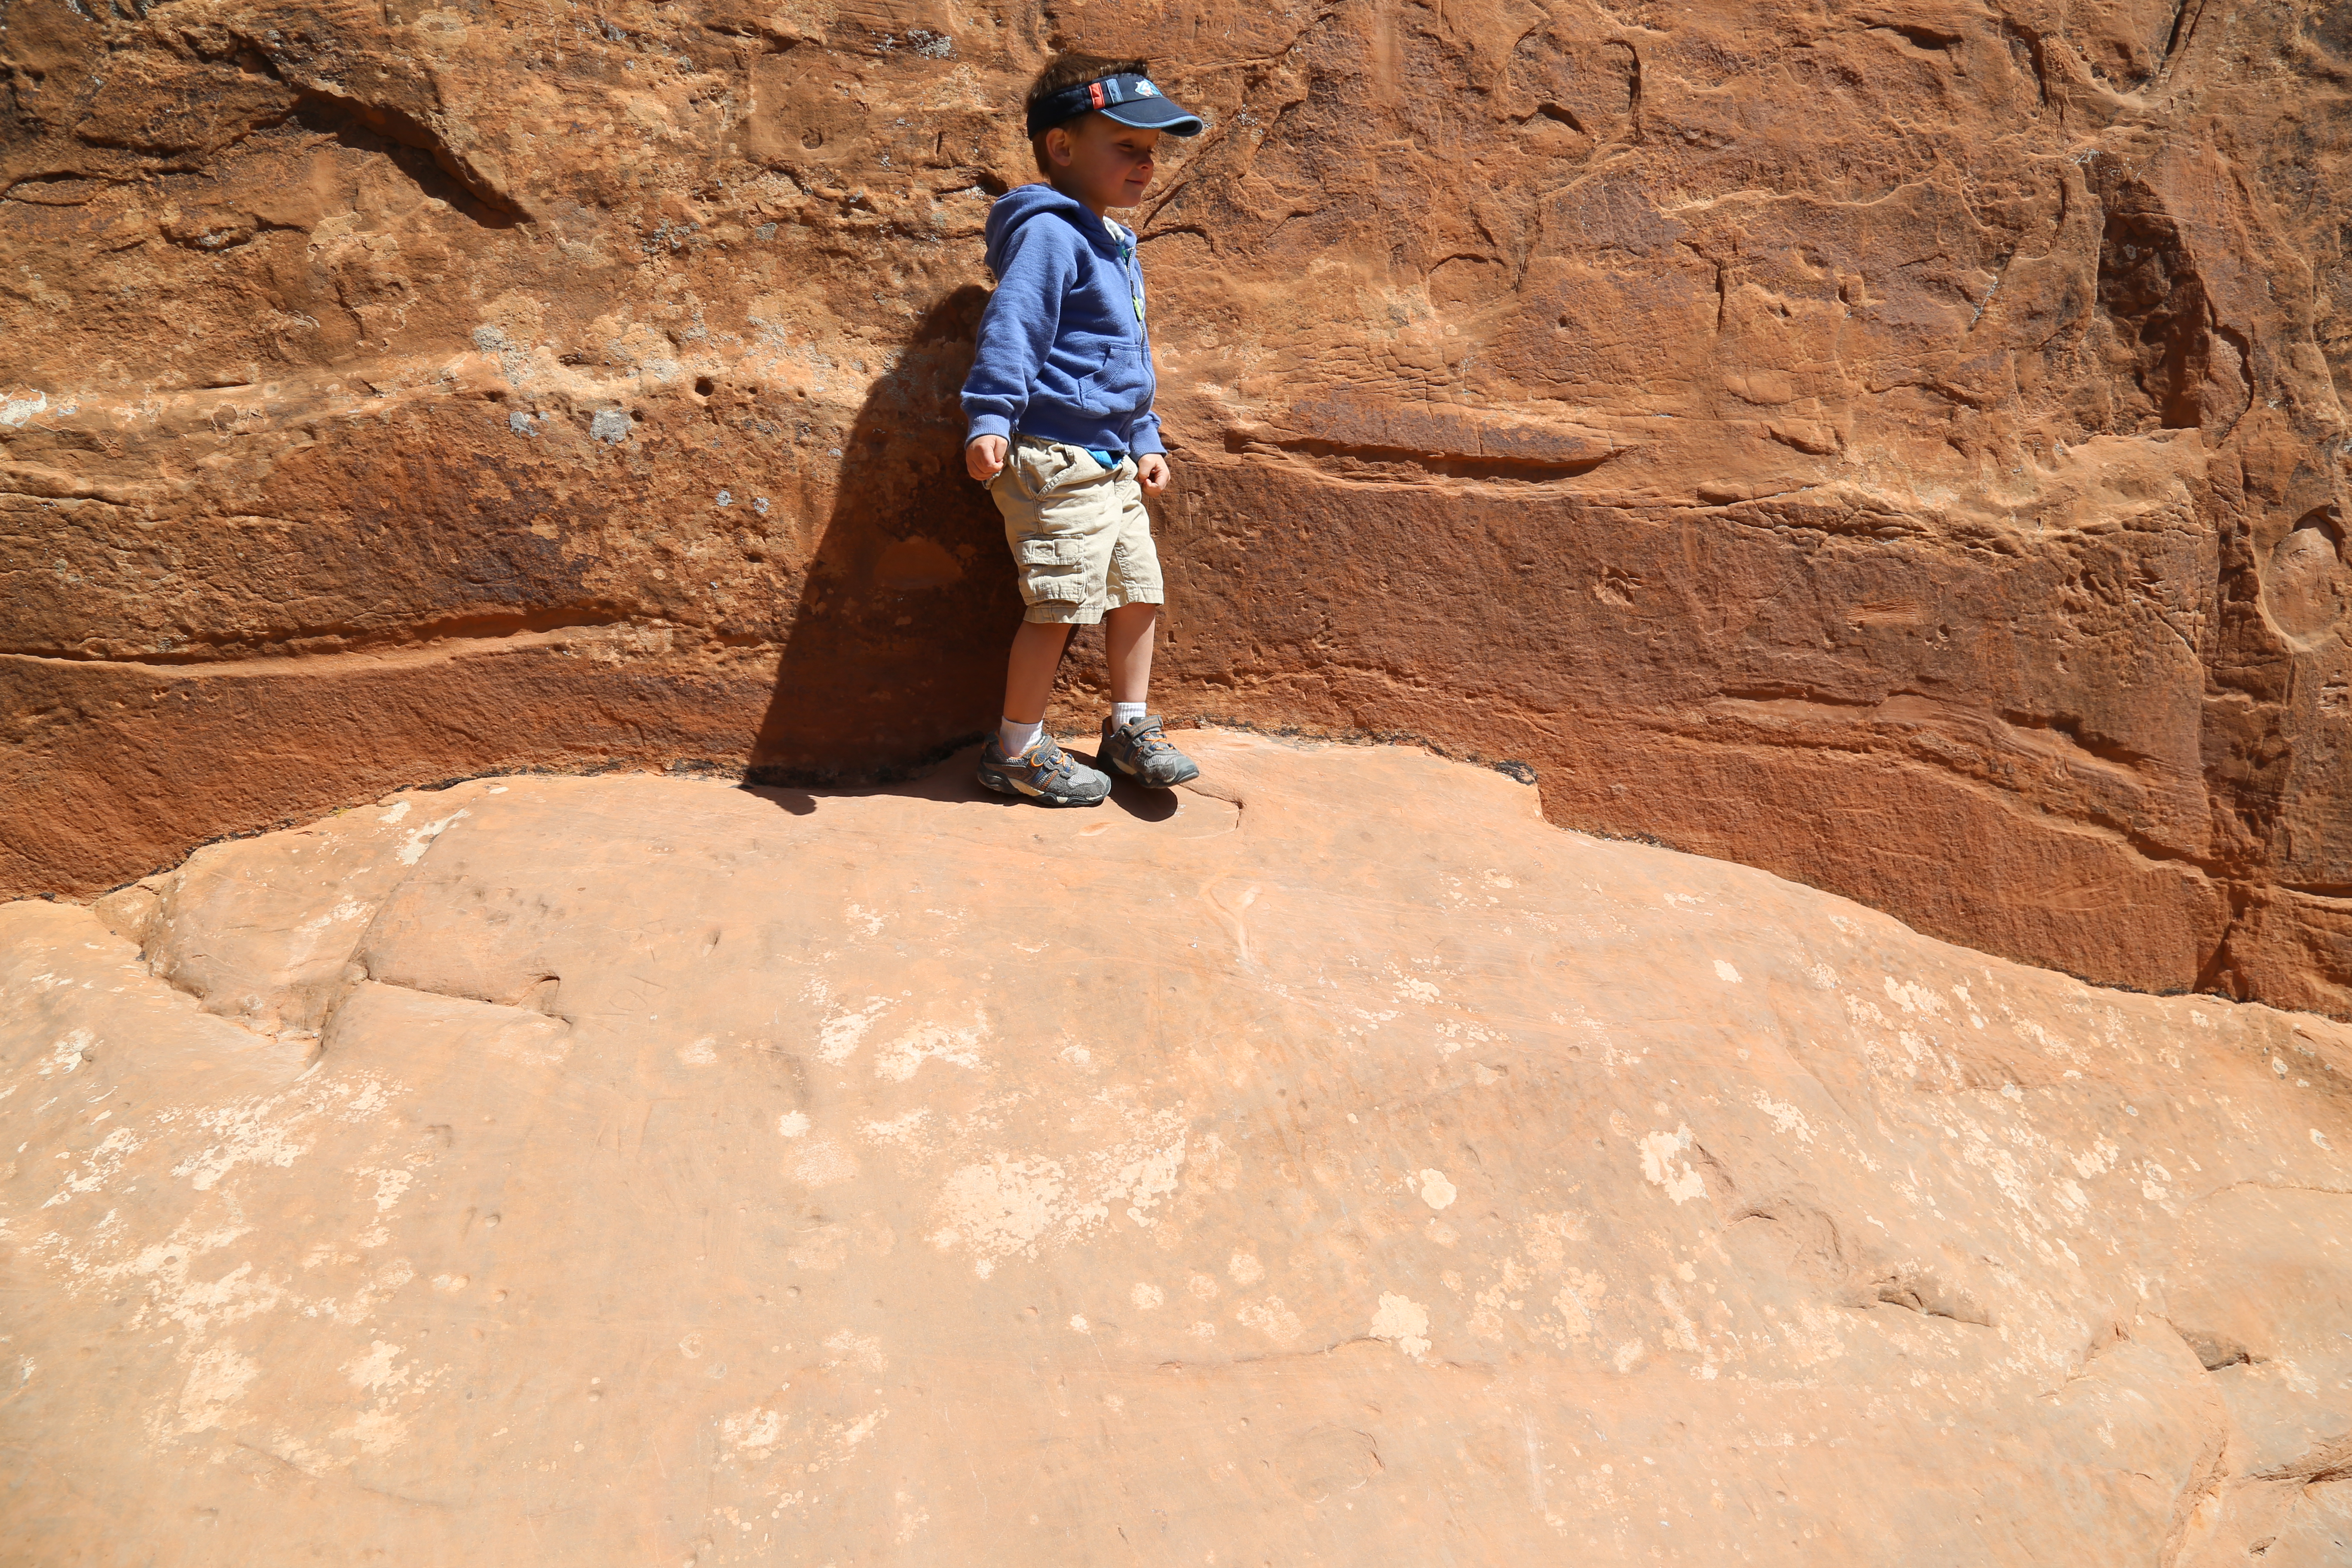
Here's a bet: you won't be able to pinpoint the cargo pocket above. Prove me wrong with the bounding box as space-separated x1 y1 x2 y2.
1016 535 1088 602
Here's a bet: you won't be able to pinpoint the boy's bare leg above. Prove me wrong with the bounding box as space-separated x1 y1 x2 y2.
980 616 1110 805
1095 602 1198 785
1001 619 1075 726
1104 603 1158 705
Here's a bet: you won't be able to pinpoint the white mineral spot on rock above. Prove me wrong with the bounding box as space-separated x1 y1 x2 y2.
816 1000 888 1064
790 1139 859 1188
872 1014 988 1083
1227 1250 1264 1285
1751 1091 1815 1144
775 1111 810 1139
722 1406 784 1455
395 813 465 866
860 1110 929 1145
1714 959 1742 983
337 1402 413 1458
1234 1295 1302 1342
1130 1282 1163 1309
1637 1126 1706 1204
342 1340 407 1393
364 1168 411 1212
937 1156 1064 1262
1370 1292 1430 1359
1417 1169 1457 1210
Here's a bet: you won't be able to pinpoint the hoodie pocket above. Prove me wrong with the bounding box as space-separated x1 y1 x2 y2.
1086 343 1155 425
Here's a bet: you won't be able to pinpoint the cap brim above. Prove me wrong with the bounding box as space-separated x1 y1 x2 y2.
1101 99 1205 136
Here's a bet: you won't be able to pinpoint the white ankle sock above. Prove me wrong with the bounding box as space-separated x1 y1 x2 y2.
1112 702 1148 728
998 717 1043 756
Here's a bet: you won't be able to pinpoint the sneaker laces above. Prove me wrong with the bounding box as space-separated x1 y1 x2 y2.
1027 737 1075 785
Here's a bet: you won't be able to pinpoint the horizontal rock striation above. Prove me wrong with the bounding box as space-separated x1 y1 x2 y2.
2 0 2349 1009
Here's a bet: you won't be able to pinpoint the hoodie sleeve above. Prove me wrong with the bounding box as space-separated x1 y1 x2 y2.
961 221 1078 446
1129 407 1166 457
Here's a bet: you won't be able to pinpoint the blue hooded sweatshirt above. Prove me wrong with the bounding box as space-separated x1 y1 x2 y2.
961 183 1165 458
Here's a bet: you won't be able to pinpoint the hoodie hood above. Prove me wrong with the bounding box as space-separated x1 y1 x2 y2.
983 183 1124 276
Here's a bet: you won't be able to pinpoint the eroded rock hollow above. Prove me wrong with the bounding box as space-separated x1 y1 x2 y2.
6 737 2350 1560
2 0 2350 1010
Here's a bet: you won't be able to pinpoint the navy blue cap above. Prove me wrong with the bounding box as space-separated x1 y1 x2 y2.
1026 73 1204 139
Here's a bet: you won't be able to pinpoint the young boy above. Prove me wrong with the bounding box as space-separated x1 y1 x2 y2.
962 54 1205 806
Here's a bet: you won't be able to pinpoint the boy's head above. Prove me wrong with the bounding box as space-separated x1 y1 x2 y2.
1024 53 1203 212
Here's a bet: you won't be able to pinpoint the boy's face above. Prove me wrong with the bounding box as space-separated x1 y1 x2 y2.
1043 113 1161 213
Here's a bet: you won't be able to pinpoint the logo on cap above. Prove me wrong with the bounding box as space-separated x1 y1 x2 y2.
1136 80 1157 95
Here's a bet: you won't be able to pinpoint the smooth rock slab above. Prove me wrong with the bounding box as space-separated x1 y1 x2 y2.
4 734 2349 1564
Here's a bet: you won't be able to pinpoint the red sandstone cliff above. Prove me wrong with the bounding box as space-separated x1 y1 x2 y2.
2 0 2349 1009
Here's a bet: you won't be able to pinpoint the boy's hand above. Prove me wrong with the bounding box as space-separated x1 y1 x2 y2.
1137 453 1170 496
966 435 1007 483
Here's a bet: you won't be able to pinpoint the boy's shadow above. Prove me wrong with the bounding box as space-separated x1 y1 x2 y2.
747 285 1172 823
749 285 1011 797
747 740 1180 822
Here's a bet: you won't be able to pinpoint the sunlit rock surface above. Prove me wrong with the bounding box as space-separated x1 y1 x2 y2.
5 735 2349 1562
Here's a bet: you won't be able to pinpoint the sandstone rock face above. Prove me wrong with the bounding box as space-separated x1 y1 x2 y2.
5 735 2351 1561
1 0 2349 1013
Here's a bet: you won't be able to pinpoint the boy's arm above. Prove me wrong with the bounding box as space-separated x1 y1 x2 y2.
1130 408 1170 496
961 225 1078 450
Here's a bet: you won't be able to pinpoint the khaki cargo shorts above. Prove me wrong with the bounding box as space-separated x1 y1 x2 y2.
987 436 1165 625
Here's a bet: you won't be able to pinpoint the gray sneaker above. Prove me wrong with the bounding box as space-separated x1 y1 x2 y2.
1098 714 1201 787
976 732 1110 806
